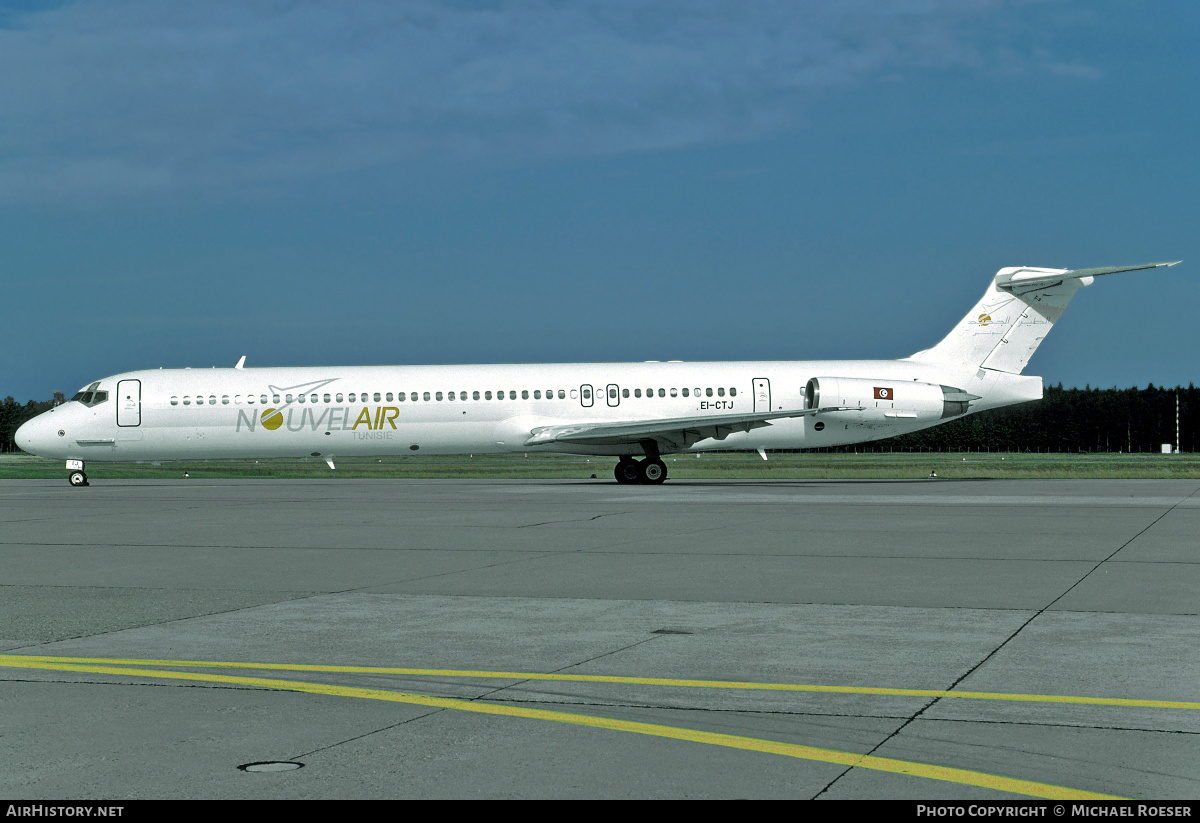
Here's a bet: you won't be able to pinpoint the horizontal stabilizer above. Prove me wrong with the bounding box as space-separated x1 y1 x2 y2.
996 261 1179 294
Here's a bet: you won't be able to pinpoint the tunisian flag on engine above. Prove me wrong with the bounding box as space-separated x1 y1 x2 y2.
874 387 893 400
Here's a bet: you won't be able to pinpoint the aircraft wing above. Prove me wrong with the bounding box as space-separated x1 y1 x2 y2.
524 408 840 451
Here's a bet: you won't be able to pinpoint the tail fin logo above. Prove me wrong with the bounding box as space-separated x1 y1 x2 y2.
977 313 993 326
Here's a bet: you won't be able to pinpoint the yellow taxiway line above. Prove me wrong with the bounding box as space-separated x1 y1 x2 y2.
3 654 1197 711
0 654 1134 799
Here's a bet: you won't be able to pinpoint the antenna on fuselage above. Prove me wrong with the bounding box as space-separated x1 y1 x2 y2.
235 356 246 369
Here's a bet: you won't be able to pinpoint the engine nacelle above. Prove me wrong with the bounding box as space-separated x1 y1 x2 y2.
805 377 976 424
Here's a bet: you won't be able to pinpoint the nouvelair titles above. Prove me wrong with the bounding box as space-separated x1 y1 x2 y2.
236 406 401 434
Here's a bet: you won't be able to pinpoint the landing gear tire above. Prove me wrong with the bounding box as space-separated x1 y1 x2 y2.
639 459 667 485
614 459 640 485
68 471 88 487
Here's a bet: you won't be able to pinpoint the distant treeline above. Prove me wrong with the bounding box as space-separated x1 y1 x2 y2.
1 385 1196 454
1 394 63 453
820 384 1198 454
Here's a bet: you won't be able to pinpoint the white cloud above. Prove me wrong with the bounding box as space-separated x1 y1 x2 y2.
0 0 1079 204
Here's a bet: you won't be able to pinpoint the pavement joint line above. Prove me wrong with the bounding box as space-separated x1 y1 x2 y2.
811 483 1200 798
0 657 1122 800
517 511 632 528
2 655 1197 711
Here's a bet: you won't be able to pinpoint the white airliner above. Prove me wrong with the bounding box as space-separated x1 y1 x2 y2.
16 261 1178 486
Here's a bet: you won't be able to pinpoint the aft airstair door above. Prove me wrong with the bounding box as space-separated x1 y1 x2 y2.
116 379 141 427
753 378 771 413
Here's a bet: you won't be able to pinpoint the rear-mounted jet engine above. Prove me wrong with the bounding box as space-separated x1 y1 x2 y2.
804 377 979 427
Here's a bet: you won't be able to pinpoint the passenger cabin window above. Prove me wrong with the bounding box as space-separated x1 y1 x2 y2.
423 392 431 401
717 388 725 397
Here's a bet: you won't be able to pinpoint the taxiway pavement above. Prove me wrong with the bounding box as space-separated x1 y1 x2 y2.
1 478 1197 799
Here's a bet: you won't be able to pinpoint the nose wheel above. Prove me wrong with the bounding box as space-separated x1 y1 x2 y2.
68 470 89 487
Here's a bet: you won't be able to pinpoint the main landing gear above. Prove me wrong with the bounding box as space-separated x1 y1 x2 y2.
614 456 668 485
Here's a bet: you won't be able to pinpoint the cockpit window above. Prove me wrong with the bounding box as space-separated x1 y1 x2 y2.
72 385 109 407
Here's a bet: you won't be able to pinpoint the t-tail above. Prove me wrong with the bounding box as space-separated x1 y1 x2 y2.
907 261 1180 374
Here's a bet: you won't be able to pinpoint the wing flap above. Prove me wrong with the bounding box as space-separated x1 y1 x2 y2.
524 408 835 450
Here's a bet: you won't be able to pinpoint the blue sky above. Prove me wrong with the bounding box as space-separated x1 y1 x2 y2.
2 0 1197 401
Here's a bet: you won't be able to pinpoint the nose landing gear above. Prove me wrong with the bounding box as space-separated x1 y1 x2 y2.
66 460 88 487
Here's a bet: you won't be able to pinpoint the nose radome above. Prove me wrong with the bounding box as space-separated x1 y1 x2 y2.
14 419 36 453
15 416 52 456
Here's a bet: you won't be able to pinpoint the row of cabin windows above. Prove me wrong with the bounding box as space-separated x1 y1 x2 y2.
167 386 738 406
623 387 735 398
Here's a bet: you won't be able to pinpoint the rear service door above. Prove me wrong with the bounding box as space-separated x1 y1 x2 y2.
117 379 141 427
753 378 771 412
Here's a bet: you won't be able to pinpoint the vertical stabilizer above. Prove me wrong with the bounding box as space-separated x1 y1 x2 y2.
906 262 1178 374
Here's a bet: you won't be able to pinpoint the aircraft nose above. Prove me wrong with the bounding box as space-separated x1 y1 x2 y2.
15 416 49 455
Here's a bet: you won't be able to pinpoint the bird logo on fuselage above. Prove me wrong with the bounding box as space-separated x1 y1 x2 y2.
258 379 338 433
